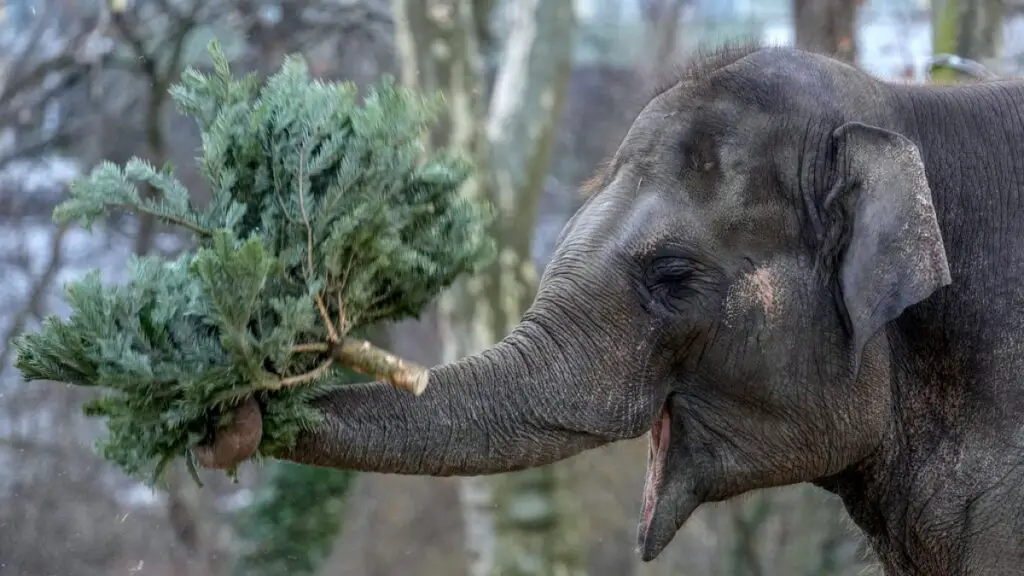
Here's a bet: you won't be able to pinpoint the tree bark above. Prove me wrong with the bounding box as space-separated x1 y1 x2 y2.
792 0 860 64
389 0 581 574
930 0 1003 83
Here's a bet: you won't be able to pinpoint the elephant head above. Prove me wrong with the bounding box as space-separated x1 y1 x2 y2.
197 45 951 561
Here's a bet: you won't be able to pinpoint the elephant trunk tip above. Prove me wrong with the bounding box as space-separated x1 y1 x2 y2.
192 395 263 470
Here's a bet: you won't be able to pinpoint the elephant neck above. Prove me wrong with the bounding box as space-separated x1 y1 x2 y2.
829 81 1024 570
822 328 1024 575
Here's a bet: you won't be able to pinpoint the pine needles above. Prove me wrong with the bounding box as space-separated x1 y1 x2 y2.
11 41 494 485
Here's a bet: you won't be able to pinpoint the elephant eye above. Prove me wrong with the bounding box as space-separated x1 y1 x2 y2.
639 252 706 315
647 256 694 286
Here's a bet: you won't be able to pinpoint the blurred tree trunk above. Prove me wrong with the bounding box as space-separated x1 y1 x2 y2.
792 0 860 64
930 0 1003 83
728 495 771 576
640 0 690 78
389 0 582 575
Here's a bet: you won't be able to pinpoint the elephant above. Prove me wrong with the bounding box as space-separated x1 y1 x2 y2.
196 44 1024 575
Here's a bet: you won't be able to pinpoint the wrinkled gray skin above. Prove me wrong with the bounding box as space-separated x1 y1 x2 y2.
202 46 1024 574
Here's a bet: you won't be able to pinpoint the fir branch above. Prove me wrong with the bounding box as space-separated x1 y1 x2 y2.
295 145 339 344
291 343 329 354
114 203 216 238
274 358 334 389
53 159 217 238
12 40 491 484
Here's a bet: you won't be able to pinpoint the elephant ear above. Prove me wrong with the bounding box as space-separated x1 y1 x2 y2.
831 121 952 366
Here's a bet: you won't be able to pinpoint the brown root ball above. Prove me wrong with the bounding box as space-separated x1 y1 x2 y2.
192 395 263 469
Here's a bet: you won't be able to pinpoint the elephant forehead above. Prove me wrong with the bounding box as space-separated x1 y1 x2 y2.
621 191 711 257
624 165 786 257
573 112 796 261
704 139 803 250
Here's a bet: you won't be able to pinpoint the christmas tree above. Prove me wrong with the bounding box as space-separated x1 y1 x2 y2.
11 40 494 484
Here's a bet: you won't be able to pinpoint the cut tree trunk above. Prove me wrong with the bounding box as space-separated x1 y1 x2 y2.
389 0 581 575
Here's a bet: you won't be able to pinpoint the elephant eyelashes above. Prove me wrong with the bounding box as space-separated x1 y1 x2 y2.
646 257 696 290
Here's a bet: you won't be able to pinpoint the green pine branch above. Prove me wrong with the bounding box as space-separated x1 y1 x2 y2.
12 40 495 485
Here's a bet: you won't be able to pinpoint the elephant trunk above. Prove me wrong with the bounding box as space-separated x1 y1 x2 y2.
277 317 616 476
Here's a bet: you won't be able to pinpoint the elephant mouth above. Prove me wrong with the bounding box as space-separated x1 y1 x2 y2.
639 401 672 551
637 397 701 561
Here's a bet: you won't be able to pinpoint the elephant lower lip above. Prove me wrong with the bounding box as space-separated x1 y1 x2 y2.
640 404 671 537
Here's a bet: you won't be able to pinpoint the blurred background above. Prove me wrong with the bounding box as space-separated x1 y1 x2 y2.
0 0 1019 574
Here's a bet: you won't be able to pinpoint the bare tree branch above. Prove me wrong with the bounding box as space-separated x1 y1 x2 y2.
638 0 690 80
0 222 70 378
0 68 96 171
0 3 104 169
231 0 394 60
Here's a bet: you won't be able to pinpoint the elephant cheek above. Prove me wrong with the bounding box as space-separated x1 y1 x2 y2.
723 263 788 328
